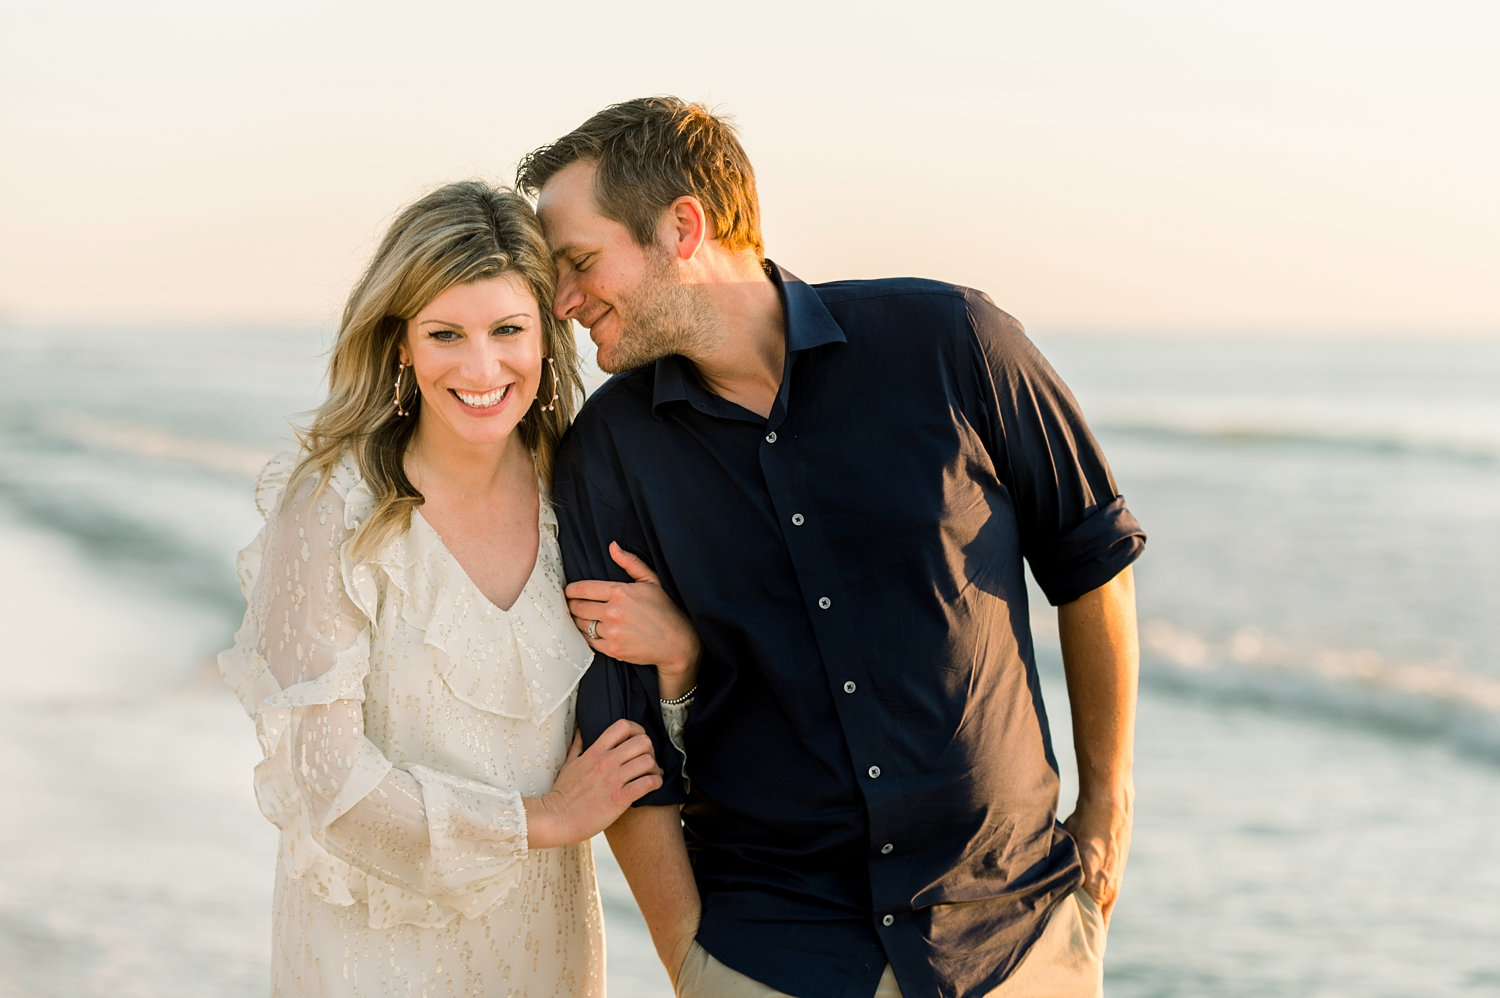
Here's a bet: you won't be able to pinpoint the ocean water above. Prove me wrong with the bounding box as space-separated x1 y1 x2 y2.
0 321 1496 997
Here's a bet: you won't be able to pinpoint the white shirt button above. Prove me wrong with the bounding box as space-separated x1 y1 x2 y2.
882 914 895 926
867 765 881 779
817 596 832 610
791 513 805 526
881 842 894 855
843 680 856 693
765 431 777 443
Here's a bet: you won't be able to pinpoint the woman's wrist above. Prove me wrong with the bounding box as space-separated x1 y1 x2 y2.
522 793 571 850
657 672 697 701
656 637 701 700
660 686 697 707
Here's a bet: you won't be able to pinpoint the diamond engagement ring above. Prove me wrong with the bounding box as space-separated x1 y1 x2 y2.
587 619 600 641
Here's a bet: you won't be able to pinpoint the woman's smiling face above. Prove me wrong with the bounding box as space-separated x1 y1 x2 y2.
400 272 545 452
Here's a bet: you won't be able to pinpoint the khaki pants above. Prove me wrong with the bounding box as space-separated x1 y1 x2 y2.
675 888 1107 998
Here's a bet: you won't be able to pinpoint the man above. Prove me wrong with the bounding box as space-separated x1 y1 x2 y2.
517 96 1144 998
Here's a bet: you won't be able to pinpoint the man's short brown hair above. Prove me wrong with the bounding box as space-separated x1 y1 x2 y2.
516 96 763 258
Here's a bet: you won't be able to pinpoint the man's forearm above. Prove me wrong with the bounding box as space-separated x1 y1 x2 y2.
1058 565 1139 800
604 804 701 984
1056 565 1139 918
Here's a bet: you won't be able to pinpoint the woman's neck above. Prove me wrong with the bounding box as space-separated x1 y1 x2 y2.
403 423 532 503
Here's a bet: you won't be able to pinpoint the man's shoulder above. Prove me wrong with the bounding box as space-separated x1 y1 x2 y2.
811 276 1013 328
557 368 654 463
811 275 975 307
576 367 655 424
805 276 1022 357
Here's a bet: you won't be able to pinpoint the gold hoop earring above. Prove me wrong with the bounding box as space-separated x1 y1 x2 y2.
393 360 413 417
535 357 559 413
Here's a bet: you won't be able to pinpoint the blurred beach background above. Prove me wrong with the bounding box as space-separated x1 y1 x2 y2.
1 2 1496 996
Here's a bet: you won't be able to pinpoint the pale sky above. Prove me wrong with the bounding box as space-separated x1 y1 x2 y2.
2 0 1496 333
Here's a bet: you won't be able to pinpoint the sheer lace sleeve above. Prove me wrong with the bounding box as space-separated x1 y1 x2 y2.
218 454 530 928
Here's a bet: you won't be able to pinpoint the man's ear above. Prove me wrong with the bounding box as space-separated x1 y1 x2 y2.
662 195 709 261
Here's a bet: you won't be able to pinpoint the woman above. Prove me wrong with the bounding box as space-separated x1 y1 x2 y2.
218 181 698 995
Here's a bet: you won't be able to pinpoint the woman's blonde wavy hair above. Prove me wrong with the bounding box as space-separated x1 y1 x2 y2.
285 180 582 558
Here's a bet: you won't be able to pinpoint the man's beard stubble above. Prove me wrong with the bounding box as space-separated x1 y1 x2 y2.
596 252 717 374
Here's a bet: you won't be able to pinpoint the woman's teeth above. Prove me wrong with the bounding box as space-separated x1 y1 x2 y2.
454 386 509 408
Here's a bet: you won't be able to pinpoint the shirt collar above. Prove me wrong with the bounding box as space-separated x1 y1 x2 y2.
651 260 846 415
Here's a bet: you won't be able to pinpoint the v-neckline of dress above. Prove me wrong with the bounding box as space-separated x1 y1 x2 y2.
412 498 544 616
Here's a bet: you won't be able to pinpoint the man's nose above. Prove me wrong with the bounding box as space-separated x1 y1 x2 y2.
553 271 582 320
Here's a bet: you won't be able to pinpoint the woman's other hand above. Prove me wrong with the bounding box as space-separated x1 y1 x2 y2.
524 719 662 848
566 541 701 699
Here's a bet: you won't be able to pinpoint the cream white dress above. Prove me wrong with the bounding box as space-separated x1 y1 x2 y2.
218 451 601 997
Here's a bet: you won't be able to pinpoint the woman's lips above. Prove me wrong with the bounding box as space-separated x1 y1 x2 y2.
451 385 510 408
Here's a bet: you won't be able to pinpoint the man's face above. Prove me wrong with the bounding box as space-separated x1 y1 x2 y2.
536 160 711 373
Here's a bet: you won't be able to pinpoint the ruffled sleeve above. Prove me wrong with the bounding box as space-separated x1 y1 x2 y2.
218 451 531 928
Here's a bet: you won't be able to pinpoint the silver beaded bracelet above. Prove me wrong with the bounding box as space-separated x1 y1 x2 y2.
659 686 698 707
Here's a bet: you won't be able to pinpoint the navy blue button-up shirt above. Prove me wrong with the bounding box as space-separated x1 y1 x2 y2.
554 263 1145 998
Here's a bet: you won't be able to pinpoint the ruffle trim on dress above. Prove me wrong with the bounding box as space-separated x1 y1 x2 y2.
330 450 591 726
248 449 589 724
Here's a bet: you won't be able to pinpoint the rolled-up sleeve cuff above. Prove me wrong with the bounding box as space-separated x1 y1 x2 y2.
1028 496 1146 606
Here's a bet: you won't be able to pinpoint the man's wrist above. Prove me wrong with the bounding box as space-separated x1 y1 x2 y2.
661 908 702 987
1075 779 1134 808
665 932 696 989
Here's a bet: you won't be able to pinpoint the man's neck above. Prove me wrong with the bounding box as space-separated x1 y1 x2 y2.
684 256 786 419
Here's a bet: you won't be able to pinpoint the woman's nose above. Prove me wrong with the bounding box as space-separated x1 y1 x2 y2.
460 338 503 380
